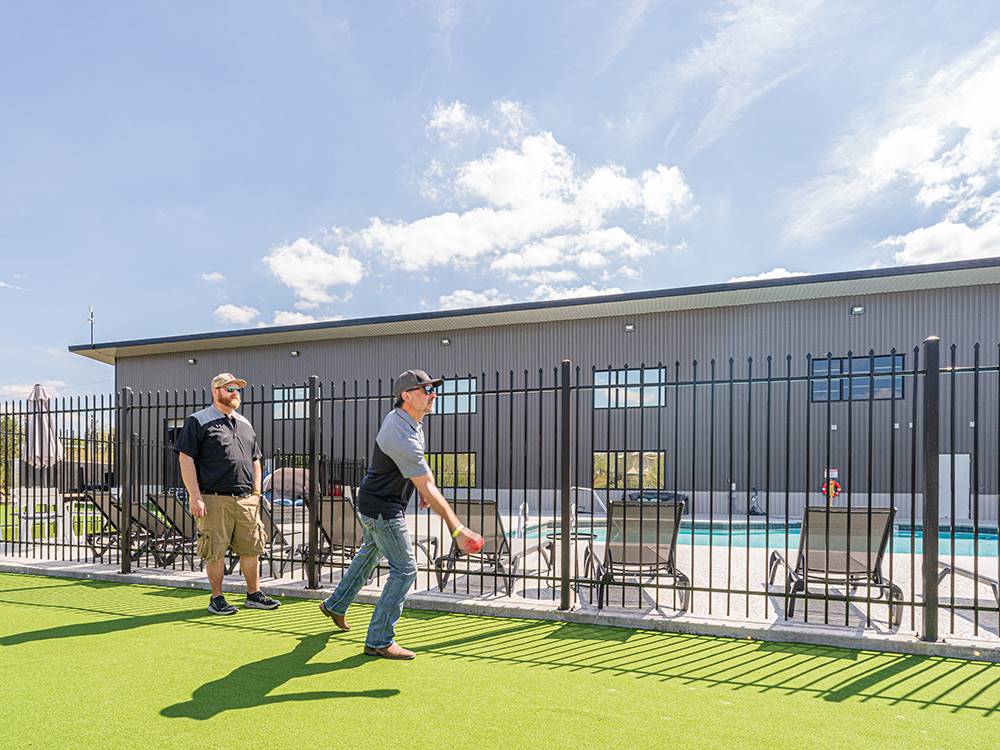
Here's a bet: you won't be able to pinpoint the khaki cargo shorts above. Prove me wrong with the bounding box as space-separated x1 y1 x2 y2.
195 494 268 561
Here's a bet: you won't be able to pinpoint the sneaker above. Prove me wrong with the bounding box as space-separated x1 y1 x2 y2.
208 595 238 615
245 591 280 610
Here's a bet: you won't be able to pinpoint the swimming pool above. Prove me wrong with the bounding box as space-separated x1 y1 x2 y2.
519 520 999 557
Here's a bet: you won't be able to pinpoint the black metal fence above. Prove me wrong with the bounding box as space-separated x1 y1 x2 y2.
1 338 997 642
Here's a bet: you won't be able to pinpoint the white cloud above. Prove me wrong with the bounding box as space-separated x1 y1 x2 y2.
264 238 365 307
641 165 697 221
1 280 22 290
201 272 225 283
607 265 642 280
727 267 810 283
258 311 343 328
619 0 851 150
438 288 513 310
46 347 70 358
528 284 623 301
270 310 318 326
214 304 259 325
488 228 659 278
362 110 695 274
508 269 580 285
0 380 69 398
877 217 1000 265
784 32 1000 254
427 99 532 148
592 0 655 75
269 101 695 312
427 101 482 144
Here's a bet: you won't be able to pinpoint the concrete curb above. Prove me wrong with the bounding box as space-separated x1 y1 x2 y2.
2 559 997 663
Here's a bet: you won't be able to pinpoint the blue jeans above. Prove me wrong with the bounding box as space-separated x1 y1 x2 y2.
321 512 417 649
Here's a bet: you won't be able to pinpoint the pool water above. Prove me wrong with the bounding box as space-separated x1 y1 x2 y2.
521 521 999 557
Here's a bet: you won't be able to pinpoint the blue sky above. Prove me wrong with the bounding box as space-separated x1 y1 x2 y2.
2 1 1000 399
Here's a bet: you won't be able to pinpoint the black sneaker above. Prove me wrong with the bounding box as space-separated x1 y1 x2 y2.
245 591 280 610
208 595 238 615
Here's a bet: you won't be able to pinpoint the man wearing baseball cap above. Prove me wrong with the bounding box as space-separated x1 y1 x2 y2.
174 373 280 615
319 368 483 659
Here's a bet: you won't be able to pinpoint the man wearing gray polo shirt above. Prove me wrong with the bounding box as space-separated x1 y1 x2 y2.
319 368 482 660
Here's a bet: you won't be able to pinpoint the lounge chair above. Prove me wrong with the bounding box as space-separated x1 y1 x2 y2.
316 488 439 564
78 491 178 565
594 498 690 611
146 491 200 567
149 490 295 577
433 498 521 595
768 506 902 627
937 564 999 607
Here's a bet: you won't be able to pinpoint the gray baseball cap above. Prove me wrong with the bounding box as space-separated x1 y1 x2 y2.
392 369 444 399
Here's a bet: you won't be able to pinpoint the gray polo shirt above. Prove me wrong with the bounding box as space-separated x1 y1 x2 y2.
356 408 431 518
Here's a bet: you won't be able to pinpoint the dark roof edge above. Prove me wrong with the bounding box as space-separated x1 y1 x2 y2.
68 256 1000 354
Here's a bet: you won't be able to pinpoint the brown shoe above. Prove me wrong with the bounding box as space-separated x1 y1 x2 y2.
364 643 415 660
319 601 350 631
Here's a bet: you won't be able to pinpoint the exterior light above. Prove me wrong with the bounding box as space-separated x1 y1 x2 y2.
850 305 865 315
290 350 300 357
186 358 197 365
623 323 636 333
440 337 451 346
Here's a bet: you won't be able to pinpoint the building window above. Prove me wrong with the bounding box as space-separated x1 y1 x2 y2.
425 452 476 487
273 386 309 420
432 377 477 415
811 354 905 402
593 451 665 489
593 368 665 408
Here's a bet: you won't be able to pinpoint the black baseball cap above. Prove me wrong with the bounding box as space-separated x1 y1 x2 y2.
392 369 444 399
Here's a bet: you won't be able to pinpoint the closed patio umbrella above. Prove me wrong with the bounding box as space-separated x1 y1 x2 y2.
24 384 63 468
18 384 65 541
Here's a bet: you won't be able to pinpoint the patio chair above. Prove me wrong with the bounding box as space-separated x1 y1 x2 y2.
768 506 902 627
937 564 1000 608
433 498 521 595
149 491 295 577
80 491 178 565
316 488 439 564
147 491 200 567
594 499 690 611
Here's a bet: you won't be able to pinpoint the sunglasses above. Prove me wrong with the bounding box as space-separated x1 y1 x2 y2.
408 384 437 395
221 386 242 394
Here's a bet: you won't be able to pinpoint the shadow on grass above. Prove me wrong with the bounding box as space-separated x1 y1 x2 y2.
161 633 398 720
2 573 997 716
0 606 208 646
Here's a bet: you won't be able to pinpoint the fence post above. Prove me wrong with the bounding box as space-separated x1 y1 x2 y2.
921 336 940 642
118 387 133 574
559 359 572 611
306 376 320 589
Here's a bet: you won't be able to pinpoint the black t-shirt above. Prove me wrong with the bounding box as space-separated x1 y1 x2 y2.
173 405 262 494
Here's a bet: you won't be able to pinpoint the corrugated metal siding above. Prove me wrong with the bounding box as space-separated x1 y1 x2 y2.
113 284 1000 515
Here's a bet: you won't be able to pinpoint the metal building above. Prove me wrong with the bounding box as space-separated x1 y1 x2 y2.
70 257 1000 523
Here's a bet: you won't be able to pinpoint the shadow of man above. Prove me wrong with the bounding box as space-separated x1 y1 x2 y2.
160 632 398 720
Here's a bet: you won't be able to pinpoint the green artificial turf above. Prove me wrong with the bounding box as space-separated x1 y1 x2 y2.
0 572 997 749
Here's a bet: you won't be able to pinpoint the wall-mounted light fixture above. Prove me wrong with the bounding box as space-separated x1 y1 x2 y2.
290 350 300 357
186 358 197 365
623 322 636 333
850 305 865 315
440 337 452 346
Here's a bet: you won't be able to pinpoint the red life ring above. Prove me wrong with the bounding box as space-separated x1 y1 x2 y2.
821 479 842 499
